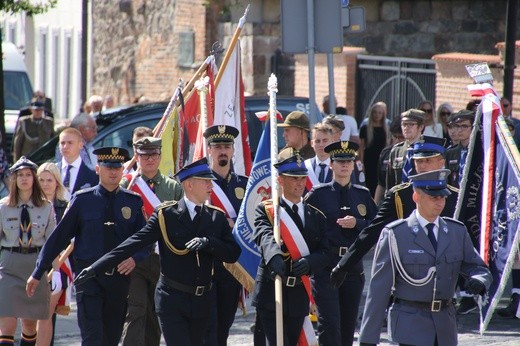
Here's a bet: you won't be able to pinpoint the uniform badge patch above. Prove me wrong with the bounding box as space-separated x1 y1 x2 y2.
357 204 366 216
235 187 245 200
121 206 132 219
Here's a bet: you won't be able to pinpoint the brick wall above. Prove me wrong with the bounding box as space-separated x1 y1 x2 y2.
433 53 502 112
294 47 366 117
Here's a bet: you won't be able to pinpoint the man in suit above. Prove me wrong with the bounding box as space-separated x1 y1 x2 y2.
330 135 460 287
72 158 241 346
386 109 425 189
358 169 491 346
202 125 247 346
27 147 147 346
305 141 377 346
252 155 329 345
55 114 98 170
304 122 333 186
57 128 99 200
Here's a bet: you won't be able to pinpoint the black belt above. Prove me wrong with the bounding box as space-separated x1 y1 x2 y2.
395 298 453 312
270 275 303 287
1 246 42 254
160 274 212 296
331 246 349 257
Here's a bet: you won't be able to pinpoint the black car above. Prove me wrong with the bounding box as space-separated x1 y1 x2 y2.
28 96 310 165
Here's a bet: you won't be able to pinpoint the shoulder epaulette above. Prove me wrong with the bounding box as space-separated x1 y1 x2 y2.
157 200 177 210
311 182 333 192
447 184 459 193
351 184 370 192
385 219 407 229
121 189 141 198
207 204 225 214
390 182 412 193
307 203 326 218
442 217 465 226
75 186 96 195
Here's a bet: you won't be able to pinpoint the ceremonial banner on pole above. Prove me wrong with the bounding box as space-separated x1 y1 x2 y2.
226 119 272 293
213 41 252 175
480 115 520 332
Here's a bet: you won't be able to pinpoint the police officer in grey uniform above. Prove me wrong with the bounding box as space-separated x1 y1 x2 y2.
359 169 491 346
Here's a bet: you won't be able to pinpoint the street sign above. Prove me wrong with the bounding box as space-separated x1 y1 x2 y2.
281 0 343 54
344 6 366 33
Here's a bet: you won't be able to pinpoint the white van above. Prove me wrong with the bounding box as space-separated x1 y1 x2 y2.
2 42 34 148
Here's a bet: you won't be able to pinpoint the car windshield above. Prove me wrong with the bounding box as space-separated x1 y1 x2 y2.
3 71 33 110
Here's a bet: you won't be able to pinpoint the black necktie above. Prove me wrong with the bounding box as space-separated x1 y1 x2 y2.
426 223 437 251
291 204 304 230
63 165 73 190
103 191 117 252
147 179 156 193
402 146 413 182
19 204 32 247
193 205 202 225
318 163 327 183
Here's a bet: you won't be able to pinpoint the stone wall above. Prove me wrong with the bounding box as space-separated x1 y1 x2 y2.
347 0 514 58
91 0 209 104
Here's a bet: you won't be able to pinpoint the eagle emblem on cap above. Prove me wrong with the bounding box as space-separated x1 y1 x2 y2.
296 156 303 167
112 148 119 156
439 170 447 179
341 141 349 149
218 125 226 134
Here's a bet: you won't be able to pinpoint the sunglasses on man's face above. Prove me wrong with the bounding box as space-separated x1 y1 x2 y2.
420 108 433 114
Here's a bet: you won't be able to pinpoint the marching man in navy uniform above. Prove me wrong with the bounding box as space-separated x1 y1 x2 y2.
358 169 491 346
252 155 329 345
305 141 377 346
202 125 248 346
26 147 147 346
72 158 241 346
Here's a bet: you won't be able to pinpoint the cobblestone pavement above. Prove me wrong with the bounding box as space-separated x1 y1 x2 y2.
48 250 520 345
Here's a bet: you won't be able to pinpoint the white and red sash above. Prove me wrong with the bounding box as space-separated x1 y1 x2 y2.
304 159 319 191
265 203 318 346
211 181 237 219
125 173 161 218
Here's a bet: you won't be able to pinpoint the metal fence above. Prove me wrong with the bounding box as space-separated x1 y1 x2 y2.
356 55 436 124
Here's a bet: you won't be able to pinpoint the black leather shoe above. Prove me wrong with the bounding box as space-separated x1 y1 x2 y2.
497 293 520 318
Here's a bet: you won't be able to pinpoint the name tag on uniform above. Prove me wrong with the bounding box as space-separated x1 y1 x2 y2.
7 218 18 221
408 249 424 254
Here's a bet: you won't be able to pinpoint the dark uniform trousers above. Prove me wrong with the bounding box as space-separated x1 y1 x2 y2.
204 171 247 346
305 182 377 346
32 185 147 346
75 262 131 346
87 199 241 346
252 200 329 346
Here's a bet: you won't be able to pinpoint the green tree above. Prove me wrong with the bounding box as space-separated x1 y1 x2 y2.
0 0 58 152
